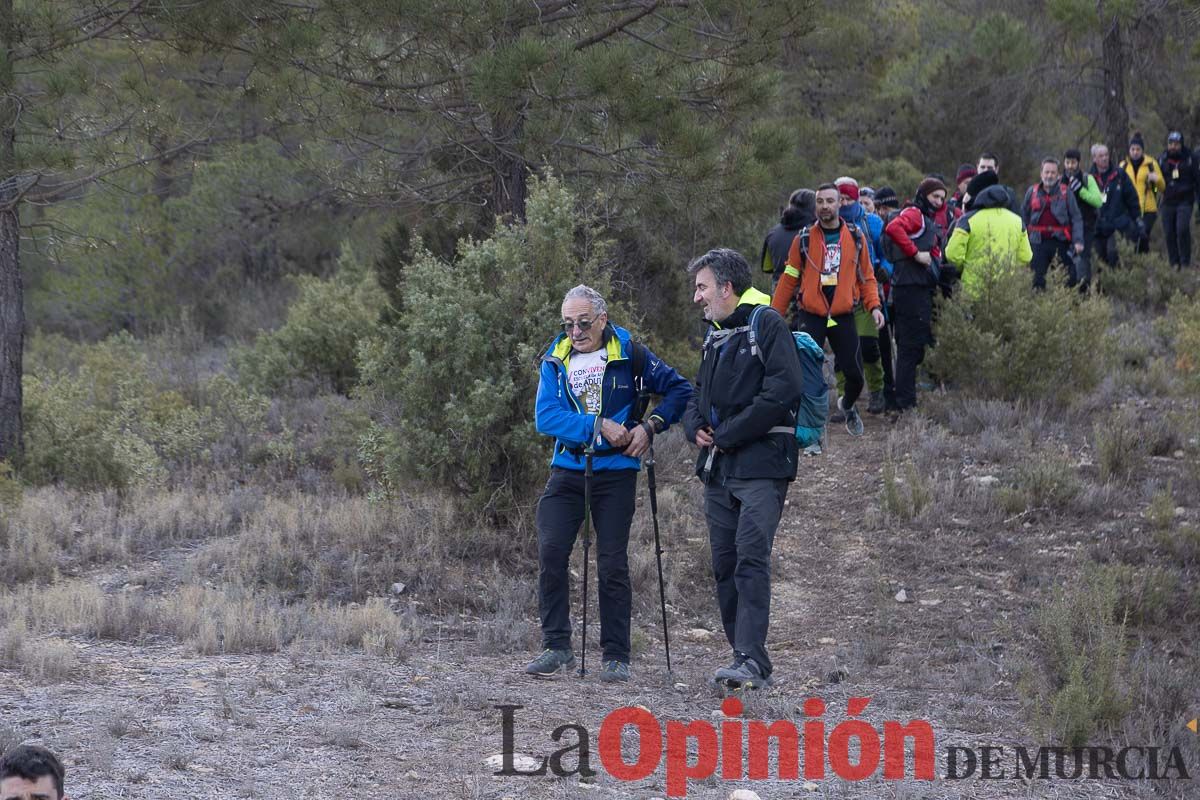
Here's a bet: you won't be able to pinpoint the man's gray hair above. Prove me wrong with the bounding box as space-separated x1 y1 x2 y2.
686 248 752 295
562 284 607 316
1091 143 1109 157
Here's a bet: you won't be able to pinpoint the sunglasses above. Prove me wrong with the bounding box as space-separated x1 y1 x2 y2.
561 318 597 333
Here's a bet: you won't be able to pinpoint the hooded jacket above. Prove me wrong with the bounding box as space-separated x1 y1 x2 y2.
1020 180 1084 245
536 323 692 472
761 204 812 280
683 287 803 482
1159 142 1199 207
947 185 1034 300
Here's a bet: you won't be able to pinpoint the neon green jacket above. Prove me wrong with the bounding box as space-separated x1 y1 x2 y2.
1071 173 1103 209
946 185 1034 300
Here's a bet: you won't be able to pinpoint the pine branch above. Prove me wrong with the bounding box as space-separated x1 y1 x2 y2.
16 0 147 61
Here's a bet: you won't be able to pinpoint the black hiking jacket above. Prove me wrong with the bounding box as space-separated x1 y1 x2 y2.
683 295 803 483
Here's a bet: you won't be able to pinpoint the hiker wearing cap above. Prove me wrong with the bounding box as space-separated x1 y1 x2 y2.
529 284 693 682
1159 131 1199 269
683 248 804 689
976 152 1022 214
884 177 947 412
947 175 1032 301
1063 148 1104 290
830 178 888 416
873 186 901 412
761 189 816 287
1089 143 1142 268
1021 157 1085 289
948 164 976 219
1120 132 1163 253
771 183 883 436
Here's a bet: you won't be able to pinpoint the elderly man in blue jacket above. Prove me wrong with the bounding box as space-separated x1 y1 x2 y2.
528 284 693 683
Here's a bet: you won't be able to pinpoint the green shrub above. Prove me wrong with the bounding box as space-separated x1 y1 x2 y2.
234 244 385 395
929 264 1112 405
22 334 285 488
1100 248 1196 310
1165 290 1200 395
1028 565 1129 746
0 461 19 509
356 175 618 522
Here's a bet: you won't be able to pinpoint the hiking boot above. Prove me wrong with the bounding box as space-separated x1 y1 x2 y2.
599 660 630 683
714 653 773 689
867 391 885 415
713 653 746 682
839 396 864 437
524 648 576 676
803 442 822 456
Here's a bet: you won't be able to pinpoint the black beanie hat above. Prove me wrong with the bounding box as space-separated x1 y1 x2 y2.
874 186 899 208
964 169 999 199
1130 131 1145 148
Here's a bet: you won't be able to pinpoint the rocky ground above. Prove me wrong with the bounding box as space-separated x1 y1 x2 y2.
2 414 1196 799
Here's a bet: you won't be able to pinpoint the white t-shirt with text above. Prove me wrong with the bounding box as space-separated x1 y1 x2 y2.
567 349 607 414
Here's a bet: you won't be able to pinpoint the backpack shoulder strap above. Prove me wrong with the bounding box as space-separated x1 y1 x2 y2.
798 225 812 267
629 339 648 389
747 305 769 365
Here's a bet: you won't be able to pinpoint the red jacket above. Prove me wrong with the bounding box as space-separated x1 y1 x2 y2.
885 206 943 260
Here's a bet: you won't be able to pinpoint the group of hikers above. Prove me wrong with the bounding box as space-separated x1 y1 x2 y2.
523 131 1200 690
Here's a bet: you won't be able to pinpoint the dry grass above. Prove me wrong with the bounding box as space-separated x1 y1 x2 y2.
0 619 79 682
0 577 424 662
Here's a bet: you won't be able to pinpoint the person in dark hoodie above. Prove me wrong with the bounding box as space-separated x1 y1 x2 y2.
1089 142 1142 268
883 177 947 412
761 189 816 287
1158 131 1200 269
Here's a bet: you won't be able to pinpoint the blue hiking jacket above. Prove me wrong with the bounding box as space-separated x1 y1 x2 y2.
535 324 693 471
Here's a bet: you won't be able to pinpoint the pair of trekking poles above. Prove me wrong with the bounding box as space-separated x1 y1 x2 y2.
577 381 672 677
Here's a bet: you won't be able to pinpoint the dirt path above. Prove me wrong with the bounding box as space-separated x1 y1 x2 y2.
4 420 1164 799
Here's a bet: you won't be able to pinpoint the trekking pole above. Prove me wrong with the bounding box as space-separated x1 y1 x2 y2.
644 443 672 673
578 447 594 677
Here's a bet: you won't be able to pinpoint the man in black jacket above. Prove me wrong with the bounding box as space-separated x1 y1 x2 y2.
1159 131 1199 269
683 248 803 688
1089 142 1142 268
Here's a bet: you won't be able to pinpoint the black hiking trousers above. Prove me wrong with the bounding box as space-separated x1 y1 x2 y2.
797 310 864 409
704 472 788 677
892 285 934 411
536 466 637 664
1030 238 1076 289
1161 203 1193 267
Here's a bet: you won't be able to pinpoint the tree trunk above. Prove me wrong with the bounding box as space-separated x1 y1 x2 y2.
0 0 21 464
489 111 528 223
1101 13 1129 153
